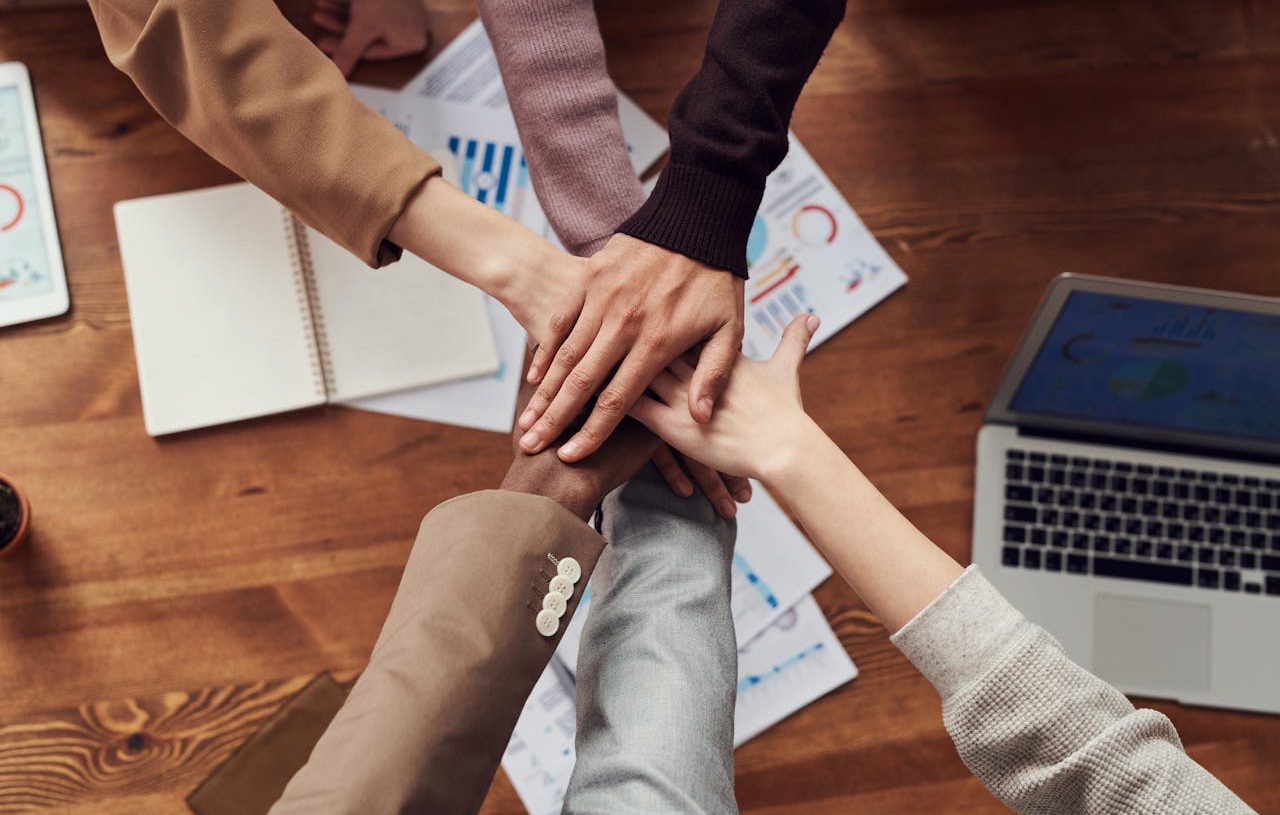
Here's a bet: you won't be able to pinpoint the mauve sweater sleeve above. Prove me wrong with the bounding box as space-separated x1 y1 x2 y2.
618 0 846 277
477 0 645 257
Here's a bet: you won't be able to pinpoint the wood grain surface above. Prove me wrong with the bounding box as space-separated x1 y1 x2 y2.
2 1 1279 812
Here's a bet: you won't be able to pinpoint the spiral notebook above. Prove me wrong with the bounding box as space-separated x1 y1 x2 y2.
115 183 498 436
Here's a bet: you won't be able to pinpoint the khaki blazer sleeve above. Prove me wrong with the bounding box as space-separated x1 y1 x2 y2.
269 490 605 815
88 0 440 267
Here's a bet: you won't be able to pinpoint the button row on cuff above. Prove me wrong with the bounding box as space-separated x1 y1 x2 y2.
535 557 582 638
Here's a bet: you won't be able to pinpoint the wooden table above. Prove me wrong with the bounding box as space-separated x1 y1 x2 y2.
3 1 1279 812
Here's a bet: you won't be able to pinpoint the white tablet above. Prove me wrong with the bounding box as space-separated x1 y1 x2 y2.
0 62 68 328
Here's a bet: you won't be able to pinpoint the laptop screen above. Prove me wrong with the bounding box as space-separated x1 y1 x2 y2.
1010 290 1280 444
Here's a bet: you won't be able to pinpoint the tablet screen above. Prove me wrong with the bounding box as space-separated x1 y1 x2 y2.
1010 290 1280 442
0 85 54 303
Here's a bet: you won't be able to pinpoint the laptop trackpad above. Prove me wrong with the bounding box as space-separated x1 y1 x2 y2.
1092 594 1212 694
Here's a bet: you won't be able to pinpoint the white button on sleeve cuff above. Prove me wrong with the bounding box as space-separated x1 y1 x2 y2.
536 608 560 637
549 575 574 599
542 591 567 617
556 557 582 584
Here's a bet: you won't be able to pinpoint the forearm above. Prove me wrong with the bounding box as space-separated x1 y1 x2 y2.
388 176 558 305
618 0 845 274
892 569 1255 814
90 0 437 267
763 422 963 633
476 0 643 256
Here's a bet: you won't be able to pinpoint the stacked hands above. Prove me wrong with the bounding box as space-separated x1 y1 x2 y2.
502 234 754 518
501 268 822 521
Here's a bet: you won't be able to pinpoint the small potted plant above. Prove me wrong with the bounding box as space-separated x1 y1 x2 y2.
0 473 30 556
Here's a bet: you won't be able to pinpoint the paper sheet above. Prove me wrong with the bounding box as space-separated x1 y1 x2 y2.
733 594 858 745
741 135 908 360
503 594 856 812
501 663 578 815
403 19 669 176
554 481 831 676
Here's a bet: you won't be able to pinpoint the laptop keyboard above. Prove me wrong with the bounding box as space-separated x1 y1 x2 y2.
1000 449 1280 596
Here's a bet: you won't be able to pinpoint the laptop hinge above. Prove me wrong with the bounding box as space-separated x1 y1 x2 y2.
1017 425 1280 468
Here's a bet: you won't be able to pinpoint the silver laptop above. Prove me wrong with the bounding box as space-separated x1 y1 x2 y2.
974 273 1280 714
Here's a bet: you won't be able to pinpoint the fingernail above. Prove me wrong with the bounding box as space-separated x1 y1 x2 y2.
678 480 694 498
698 397 713 416
520 430 542 451
735 487 752 502
805 314 820 332
518 408 536 429
526 366 540 383
717 498 737 518
560 439 582 460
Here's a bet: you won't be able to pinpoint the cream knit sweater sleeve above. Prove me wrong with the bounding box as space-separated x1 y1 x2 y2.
891 566 1256 814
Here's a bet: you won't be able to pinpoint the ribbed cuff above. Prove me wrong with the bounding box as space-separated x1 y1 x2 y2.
616 163 762 277
890 565 1029 699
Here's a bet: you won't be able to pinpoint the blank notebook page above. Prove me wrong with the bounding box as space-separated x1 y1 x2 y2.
302 227 498 401
116 184 324 436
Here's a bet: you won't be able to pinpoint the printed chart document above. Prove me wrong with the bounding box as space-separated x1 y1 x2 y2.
741 135 908 359
733 594 858 745
503 597 856 813
553 481 832 676
403 18 670 177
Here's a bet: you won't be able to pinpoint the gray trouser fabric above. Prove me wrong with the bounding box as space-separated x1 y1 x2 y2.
563 464 739 815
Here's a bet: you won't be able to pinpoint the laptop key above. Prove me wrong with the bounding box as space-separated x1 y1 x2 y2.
1029 528 1047 545
1094 535 1113 553
1002 546 1020 567
1156 543 1173 560
1004 525 1027 543
1268 576 1280 596
1028 466 1046 483
1072 533 1090 550
1007 449 1026 461
1067 554 1089 574
1245 582 1262 594
1051 530 1069 548
1219 549 1237 566
1261 554 1280 572
1136 540 1153 557
1224 571 1241 591
1198 547 1215 564
1005 505 1037 523
1045 551 1062 572
1242 552 1258 569
1024 548 1041 569
1092 557 1193 586
1176 544 1194 562
1197 568 1221 589
1006 464 1025 481
1006 484 1033 502
1114 537 1133 555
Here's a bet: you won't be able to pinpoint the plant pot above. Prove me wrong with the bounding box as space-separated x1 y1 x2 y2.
0 473 31 556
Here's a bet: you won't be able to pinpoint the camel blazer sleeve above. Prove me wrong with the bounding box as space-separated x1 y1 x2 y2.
269 490 605 815
88 0 440 266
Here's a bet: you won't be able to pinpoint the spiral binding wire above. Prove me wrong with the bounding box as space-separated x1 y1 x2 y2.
282 209 334 399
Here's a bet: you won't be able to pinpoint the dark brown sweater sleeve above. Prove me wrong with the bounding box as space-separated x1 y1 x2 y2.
617 0 846 277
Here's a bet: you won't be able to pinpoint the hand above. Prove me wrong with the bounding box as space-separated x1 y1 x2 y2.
517 234 745 464
501 381 660 520
313 0 430 77
630 314 821 481
650 446 752 519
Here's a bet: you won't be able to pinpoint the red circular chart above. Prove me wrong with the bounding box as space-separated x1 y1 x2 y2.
0 184 24 232
790 204 837 246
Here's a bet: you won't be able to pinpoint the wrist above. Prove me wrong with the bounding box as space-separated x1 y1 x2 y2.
757 418 845 495
500 463 598 521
